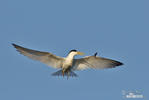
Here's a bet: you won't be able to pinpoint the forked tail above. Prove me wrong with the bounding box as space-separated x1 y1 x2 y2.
52 70 78 77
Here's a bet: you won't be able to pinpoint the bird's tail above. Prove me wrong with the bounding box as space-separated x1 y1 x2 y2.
51 70 78 77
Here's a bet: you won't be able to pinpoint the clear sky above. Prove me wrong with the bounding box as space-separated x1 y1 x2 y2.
0 0 148 100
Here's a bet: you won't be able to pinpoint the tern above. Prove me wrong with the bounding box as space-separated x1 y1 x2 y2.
12 43 123 78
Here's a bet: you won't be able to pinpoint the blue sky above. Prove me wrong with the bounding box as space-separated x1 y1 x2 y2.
0 0 148 100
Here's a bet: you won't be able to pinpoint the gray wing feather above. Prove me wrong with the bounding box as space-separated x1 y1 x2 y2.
12 44 64 68
72 56 123 70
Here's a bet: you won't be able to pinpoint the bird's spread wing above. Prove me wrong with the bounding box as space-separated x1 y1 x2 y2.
12 44 64 69
72 56 123 70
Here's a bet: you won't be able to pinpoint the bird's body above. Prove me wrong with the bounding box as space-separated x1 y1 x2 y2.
61 51 80 75
12 43 123 78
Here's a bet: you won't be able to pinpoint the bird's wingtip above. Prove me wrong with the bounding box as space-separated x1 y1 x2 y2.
12 43 21 50
94 52 98 56
116 61 124 66
12 43 17 47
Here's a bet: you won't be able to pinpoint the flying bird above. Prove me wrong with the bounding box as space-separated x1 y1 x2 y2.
12 43 123 78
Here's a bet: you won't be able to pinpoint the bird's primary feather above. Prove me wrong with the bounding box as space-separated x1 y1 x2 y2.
72 56 123 70
12 43 64 69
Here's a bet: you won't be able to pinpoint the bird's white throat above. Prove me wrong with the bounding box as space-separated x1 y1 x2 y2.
66 52 77 60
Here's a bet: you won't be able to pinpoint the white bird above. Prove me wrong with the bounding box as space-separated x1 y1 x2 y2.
12 43 123 78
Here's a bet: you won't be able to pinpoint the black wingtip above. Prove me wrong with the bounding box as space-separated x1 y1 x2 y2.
12 43 21 48
12 43 17 46
12 43 23 50
94 52 98 56
116 61 124 66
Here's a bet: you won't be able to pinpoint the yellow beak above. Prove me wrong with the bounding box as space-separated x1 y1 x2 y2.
77 52 85 55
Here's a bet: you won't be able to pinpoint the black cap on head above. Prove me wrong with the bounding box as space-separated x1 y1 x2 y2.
69 49 77 53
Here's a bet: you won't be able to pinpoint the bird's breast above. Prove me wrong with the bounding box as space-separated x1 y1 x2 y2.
62 59 73 69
